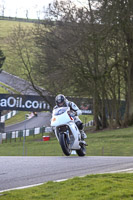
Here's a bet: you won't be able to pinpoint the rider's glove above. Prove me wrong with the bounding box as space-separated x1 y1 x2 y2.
76 110 82 116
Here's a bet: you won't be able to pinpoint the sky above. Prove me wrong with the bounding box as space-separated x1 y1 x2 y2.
0 0 54 19
0 0 88 19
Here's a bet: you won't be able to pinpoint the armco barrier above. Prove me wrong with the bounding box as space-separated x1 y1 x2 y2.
1 111 35 123
0 133 2 144
1 110 18 122
1 126 52 141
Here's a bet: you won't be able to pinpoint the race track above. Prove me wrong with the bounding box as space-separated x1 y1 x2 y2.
0 71 48 95
1 156 133 192
1 72 133 193
5 112 51 132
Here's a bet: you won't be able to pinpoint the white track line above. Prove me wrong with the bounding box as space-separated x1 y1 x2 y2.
0 183 44 193
107 168 133 173
1 168 133 193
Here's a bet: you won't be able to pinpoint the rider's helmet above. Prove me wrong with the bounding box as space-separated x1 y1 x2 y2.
55 94 66 107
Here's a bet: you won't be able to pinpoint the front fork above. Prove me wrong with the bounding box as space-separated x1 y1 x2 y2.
54 128 70 144
65 130 70 144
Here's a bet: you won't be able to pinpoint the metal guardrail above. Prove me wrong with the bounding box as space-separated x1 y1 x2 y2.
1 110 18 122
1 126 47 142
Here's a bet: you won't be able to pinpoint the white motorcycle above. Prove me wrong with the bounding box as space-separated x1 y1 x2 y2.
51 107 87 156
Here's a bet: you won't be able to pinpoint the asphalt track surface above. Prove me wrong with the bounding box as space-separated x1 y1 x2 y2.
0 71 48 95
5 112 51 132
1 156 133 191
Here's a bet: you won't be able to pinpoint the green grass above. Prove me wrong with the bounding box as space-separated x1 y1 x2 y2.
5 111 29 126
1 173 133 200
86 126 133 156
0 20 33 39
0 81 19 93
1 126 133 156
0 20 34 76
0 86 8 93
0 20 33 58
79 115 93 124
0 133 62 156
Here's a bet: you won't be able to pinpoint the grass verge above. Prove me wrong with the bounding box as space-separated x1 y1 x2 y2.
0 133 62 156
0 86 8 93
1 126 133 156
1 173 133 200
79 115 93 124
0 81 19 93
5 111 29 126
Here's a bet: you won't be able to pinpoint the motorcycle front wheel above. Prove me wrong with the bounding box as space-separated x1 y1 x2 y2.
76 144 86 156
59 134 71 156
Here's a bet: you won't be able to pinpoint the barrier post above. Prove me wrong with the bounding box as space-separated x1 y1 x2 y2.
23 115 27 156
0 133 2 144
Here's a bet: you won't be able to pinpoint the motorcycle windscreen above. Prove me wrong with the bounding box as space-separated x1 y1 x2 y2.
51 107 72 126
53 107 68 116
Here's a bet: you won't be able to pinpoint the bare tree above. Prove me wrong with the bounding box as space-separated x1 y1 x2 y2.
6 25 53 107
6 0 133 129
26 10 29 20
0 49 6 72
100 0 133 126
33 0 113 129
0 0 5 17
34 0 132 129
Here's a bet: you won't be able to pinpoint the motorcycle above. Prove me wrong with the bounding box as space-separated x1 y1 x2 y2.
51 106 87 156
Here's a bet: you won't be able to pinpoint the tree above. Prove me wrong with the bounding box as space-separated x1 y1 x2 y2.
7 0 133 129
100 0 133 126
33 0 121 129
6 25 53 107
0 0 5 17
26 10 29 20
0 49 6 72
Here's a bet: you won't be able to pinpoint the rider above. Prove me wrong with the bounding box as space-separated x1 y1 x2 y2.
54 94 87 139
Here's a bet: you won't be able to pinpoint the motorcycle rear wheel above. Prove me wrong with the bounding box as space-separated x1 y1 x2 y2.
76 144 86 156
59 134 71 156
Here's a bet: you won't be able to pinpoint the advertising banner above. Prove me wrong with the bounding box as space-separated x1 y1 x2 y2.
0 94 50 112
